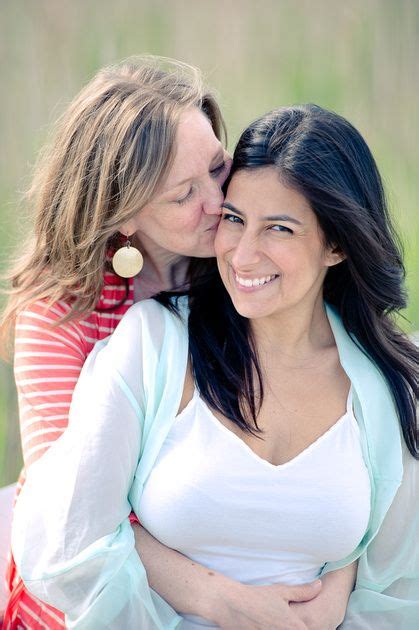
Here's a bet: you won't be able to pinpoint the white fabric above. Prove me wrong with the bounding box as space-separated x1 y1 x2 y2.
139 388 371 629
340 439 419 629
10 299 418 628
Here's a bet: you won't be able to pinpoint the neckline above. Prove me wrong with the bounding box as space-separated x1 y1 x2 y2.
179 387 355 471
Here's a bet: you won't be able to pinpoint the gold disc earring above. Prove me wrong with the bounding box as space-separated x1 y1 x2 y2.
112 238 144 278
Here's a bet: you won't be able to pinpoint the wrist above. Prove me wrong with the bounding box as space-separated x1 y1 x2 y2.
204 576 245 626
133 522 244 622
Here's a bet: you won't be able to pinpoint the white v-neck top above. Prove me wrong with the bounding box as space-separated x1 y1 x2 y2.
139 387 371 628
12 299 410 629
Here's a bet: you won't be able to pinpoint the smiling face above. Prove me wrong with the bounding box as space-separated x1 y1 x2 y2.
122 107 231 258
215 167 343 322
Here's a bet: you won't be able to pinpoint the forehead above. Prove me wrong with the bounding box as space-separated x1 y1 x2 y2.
163 108 223 188
226 167 315 223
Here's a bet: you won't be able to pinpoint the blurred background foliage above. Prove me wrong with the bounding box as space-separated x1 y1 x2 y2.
0 0 418 485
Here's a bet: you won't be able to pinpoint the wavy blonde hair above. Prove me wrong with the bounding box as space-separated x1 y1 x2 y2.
1 56 226 352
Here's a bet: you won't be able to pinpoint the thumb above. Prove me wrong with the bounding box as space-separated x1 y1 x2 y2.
286 579 322 603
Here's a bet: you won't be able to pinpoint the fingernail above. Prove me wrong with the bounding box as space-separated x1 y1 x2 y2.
313 579 322 587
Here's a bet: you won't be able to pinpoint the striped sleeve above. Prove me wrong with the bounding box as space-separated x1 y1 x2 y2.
14 300 88 469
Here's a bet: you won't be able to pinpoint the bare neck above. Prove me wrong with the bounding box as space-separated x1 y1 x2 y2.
132 235 190 301
251 296 335 367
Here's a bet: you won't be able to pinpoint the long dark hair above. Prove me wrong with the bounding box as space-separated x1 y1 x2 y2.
169 105 418 458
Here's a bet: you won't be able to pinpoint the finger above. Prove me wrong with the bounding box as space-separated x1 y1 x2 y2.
286 579 322 603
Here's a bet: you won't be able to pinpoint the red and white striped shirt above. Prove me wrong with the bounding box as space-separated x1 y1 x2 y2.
4 271 134 629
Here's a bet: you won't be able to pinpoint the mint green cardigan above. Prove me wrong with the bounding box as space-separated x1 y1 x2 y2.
12 298 418 628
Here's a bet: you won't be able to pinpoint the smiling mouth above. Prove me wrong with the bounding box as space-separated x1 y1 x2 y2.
234 272 279 288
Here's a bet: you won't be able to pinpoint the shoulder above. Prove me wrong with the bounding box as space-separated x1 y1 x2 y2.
15 299 89 358
105 299 165 347
108 297 188 348
16 299 73 326
92 297 189 384
117 298 168 325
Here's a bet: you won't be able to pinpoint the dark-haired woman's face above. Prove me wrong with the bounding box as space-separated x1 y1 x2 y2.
215 167 343 321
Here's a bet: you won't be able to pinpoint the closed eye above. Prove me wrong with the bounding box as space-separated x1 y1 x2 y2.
175 187 194 205
210 161 226 177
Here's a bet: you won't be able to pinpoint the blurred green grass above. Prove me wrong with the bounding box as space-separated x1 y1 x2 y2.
0 0 418 485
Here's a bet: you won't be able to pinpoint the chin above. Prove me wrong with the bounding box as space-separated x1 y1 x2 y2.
230 300 264 320
195 244 216 258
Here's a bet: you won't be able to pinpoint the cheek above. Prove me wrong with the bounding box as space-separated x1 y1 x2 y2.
265 242 297 271
214 231 222 256
215 242 231 284
180 203 205 231
161 206 202 241
214 226 232 257
279 245 329 285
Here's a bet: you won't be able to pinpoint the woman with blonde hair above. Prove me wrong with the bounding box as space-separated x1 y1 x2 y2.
1 55 232 628
2 59 352 629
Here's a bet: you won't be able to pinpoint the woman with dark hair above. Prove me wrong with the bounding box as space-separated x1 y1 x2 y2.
11 105 418 629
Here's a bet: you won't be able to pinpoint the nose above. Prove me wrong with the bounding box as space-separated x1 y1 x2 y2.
231 231 262 270
202 179 224 215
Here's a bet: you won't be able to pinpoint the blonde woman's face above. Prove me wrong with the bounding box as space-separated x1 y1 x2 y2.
125 108 231 258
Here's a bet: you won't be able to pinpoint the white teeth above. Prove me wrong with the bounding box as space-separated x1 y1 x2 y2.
235 273 277 287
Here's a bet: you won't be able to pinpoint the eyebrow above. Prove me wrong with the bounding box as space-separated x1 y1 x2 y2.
222 202 303 225
165 147 225 193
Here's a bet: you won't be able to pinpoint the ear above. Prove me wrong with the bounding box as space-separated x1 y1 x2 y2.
325 244 346 267
118 219 137 239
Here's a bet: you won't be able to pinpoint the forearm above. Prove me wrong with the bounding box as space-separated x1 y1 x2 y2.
135 526 327 629
133 523 328 629
290 561 358 629
322 561 358 624
321 561 357 601
133 523 236 622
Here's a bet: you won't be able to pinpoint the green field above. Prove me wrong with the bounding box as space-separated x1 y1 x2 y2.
0 0 418 485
